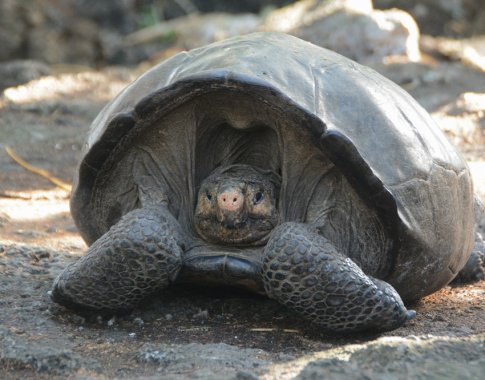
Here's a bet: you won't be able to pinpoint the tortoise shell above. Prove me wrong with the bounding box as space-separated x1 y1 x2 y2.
71 32 474 301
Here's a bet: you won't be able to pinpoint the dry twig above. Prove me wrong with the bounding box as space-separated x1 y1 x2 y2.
5 146 72 192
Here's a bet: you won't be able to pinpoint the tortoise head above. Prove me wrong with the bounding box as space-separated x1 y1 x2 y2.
194 164 280 246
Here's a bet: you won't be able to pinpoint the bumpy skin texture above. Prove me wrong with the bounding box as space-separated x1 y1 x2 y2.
51 207 184 312
262 223 414 332
452 233 485 284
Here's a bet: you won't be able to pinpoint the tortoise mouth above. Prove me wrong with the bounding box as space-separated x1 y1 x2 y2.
194 215 277 246
221 220 247 230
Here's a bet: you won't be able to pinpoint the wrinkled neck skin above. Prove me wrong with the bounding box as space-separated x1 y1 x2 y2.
194 164 280 247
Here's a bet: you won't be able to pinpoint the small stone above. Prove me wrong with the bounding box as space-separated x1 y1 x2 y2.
64 225 78 233
15 230 46 238
235 370 259 380
46 226 58 233
165 314 173 321
133 317 144 326
192 309 209 321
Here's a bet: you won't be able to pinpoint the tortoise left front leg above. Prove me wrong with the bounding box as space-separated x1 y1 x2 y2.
261 222 414 332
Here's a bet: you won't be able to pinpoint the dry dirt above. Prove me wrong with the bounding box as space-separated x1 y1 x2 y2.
0 53 484 379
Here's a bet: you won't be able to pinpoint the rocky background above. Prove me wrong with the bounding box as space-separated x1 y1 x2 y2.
0 0 484 379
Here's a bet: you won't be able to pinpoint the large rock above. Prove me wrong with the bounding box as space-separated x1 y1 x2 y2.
0 0 423 66
123 13 261 53
297 334 485 380
126 0 421 66
375 0 485 37
0 0 26 62
0 0 100 65
0 60 50 92
261 0 421 65
137 343 270 379
0 327 101 375
435 92 485 147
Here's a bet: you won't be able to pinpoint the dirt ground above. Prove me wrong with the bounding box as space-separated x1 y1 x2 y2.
0 47 484 379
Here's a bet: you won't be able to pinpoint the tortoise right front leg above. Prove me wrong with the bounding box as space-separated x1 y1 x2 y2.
262 222 415 332
51 207 184 312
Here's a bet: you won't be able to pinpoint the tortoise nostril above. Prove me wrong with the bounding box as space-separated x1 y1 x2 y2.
218 190 243 210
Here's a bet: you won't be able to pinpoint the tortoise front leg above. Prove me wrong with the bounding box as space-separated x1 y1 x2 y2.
262 222 415 332
51 207 184 312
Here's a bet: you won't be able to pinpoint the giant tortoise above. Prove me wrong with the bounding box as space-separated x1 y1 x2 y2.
51 32 482 332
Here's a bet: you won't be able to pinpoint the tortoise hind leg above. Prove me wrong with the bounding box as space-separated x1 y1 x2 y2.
262 222 414 332
452 232 485 284
51 207 183 312
455 197 485 283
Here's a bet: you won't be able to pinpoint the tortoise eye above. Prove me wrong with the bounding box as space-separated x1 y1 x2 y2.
206 191 213 201
253 191 264 204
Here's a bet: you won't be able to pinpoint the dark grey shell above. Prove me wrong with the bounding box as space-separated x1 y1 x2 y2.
71 32 474 301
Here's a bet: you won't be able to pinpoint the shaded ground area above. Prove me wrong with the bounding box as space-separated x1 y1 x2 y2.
1 47 485 379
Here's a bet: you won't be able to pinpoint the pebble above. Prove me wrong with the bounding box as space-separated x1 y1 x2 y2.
235 370 259 380
133 317 144 327
14 230 47 238
192 309 209 321
46 226 58 233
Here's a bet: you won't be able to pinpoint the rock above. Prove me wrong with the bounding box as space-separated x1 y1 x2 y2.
433 92 485 147
137 343 270 378
374 0 485 37
261 0 420 65
160 0 293 18
0 0 138 66
302 8 420 65
124 12 261 51
192 309 209 321
126 0 421 66
234 370 260 380
0 327 100 375
421 35 485 72
0 0 424 67
296 334 485 380
72 0 137 33
0 0 101 65
0 212 10 227
0 0 25 61
262 0 373 32
441 92 485 116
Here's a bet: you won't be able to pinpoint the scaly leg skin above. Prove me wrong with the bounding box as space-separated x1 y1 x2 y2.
51 207 184 312
262 222 415 333
452 233 485 284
